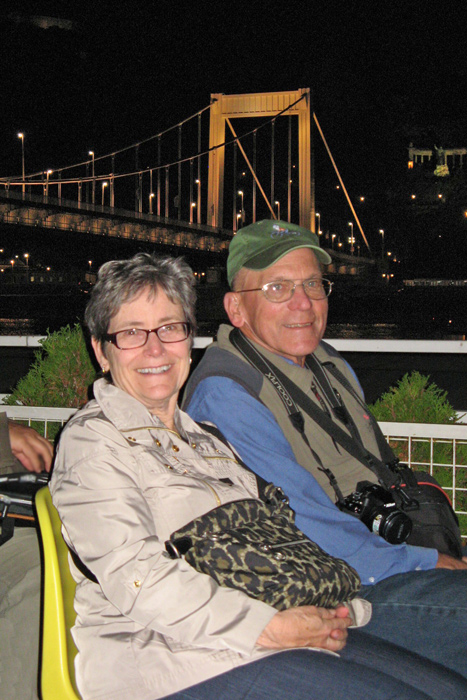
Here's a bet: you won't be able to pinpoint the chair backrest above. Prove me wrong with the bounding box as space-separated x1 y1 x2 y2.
35 486 81 700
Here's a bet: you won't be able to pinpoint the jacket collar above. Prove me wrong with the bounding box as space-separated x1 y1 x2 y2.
93 378 181 434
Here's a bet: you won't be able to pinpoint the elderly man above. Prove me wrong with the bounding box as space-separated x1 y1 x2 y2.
184 219 467 678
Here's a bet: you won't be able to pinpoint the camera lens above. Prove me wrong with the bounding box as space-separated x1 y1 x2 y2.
370 509 412 544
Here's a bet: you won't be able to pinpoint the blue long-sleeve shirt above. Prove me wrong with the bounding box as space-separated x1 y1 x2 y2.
185 375 438 585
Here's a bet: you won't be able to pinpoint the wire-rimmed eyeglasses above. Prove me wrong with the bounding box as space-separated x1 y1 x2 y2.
104 322 191 349
236 278 333 303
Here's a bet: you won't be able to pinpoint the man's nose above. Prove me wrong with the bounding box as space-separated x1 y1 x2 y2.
289 283 314 309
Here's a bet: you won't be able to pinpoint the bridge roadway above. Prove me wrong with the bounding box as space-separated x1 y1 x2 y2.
0 190 233 255
0 190 374 271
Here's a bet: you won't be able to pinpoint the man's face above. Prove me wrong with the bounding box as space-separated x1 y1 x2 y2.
225 248 328 366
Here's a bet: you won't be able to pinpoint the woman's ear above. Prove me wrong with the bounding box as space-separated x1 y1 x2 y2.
224 292 245 328
91 338 108 373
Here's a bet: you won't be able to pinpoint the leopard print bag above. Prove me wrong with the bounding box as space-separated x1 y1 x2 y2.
165 483 360 611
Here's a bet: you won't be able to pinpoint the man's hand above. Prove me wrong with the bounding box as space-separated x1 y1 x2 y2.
8 420 53 473
435 552 467 570
256 605 351 652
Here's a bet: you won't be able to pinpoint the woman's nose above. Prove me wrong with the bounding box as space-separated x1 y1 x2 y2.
144 330 165 354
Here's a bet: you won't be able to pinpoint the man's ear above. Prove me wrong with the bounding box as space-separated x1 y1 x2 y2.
224 292 245 328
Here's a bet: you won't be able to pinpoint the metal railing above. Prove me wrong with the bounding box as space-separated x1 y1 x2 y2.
3 406 77 441
379 421 467 539
3 405 467 539
1 335 465 351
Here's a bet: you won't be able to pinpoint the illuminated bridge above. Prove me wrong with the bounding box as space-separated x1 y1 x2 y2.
0 89 375 275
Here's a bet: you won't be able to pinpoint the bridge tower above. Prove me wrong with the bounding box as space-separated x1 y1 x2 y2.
207 88 313 230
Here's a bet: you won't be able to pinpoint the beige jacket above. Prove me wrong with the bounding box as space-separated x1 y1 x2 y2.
50 379 370 700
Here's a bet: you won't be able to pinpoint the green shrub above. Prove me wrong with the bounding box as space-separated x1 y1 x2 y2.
369 371 458 424
370 371 464 469
3 324 96 409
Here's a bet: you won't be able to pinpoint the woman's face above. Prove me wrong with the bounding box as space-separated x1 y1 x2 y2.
92 287 191 427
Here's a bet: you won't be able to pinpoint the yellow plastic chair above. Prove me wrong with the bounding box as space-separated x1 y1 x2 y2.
35 486 81 700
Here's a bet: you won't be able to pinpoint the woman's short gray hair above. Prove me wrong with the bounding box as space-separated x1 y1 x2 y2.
85 253 197 343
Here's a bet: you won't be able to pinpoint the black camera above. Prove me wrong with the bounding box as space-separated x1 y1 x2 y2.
340 481 412 545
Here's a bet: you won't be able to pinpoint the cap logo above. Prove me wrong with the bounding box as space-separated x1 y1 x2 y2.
270 224 302 239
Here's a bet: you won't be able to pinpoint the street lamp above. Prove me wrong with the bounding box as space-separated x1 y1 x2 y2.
331 233 336 249
88 261 92 272
45 169 52 196
101 181 108 206
195 179 201 224
149 192 155 214
275 200 280 221
379 229 385 264
348 222 354 255
24 253 29 268
238 190 245 223
89 151 95 204
190 201 196 224
17 133 25 195
315 212 321 235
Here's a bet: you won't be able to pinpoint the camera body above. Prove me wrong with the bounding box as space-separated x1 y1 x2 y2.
340 481 412 544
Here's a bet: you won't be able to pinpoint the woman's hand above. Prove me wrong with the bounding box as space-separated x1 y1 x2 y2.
256 605 352 653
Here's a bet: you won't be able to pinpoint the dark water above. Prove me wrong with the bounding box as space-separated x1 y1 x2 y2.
3 337 465 410
1 280 466 339
1 283 466 407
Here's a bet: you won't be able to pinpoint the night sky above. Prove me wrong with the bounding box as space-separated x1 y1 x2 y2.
1 1 467 276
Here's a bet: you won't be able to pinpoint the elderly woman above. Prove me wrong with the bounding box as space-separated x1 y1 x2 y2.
50 253 466 700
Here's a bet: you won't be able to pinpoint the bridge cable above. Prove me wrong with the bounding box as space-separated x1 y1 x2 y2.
2 94 307 186
313 112 371 253
225 118 276 220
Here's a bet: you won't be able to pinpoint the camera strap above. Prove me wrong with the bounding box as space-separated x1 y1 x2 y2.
229 329 399 495
229 329 346 502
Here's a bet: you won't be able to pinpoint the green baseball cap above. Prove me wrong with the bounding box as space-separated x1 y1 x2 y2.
227 219 332 286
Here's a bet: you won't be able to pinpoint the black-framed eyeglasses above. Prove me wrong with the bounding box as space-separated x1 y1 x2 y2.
104 322 191 349
236 278 333 303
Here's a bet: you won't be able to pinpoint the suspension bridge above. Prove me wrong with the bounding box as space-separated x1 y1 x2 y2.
0 89 374 274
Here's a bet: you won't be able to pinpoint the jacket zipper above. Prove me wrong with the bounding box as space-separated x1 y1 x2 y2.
201 479 221 506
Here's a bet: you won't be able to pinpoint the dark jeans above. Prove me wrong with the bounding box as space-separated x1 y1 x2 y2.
164 630 467 700
360 567 467 678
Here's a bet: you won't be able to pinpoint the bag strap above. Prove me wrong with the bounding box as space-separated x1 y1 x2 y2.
320 360 398 467
70 420 285 583
68 546 98 583
229 328 400 493
196 421 285 502
305 354 363 447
